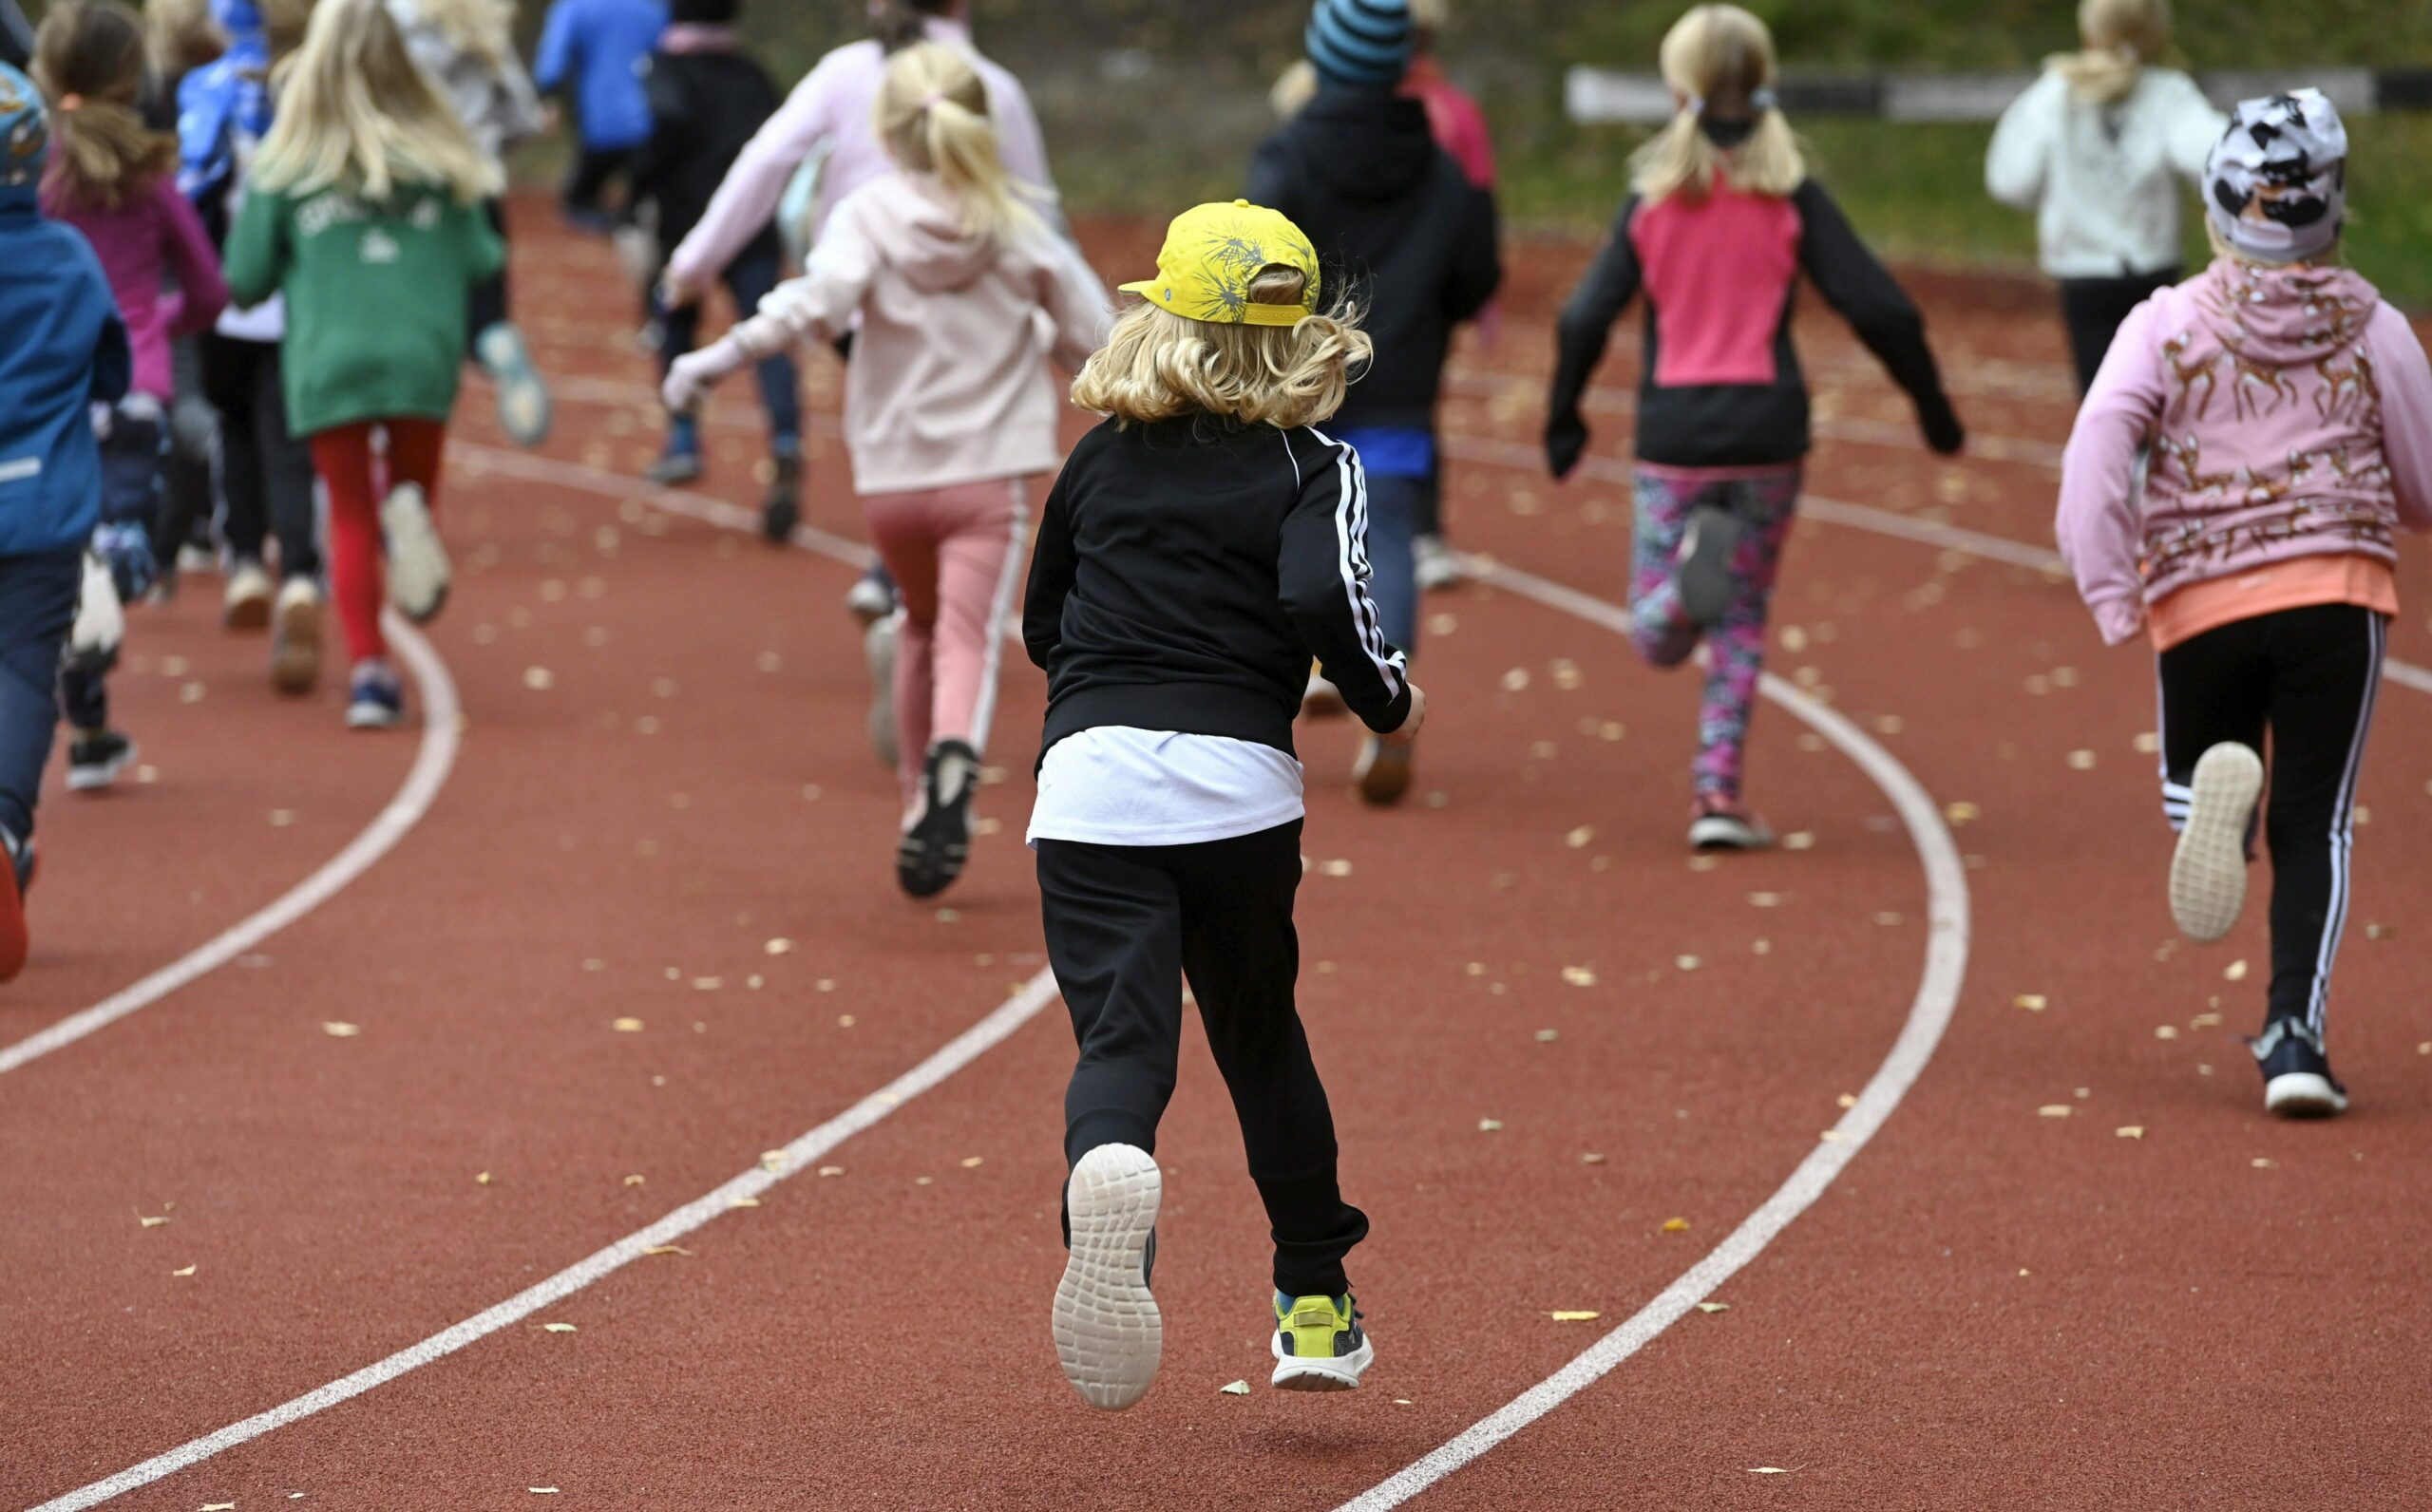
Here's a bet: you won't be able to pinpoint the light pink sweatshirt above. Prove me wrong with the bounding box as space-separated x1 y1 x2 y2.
663 16 1054 293
2057 260 2432 645
721 173 1109 496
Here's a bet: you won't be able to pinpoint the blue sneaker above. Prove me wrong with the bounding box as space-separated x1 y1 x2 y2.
346 660 405 730
1271 1290 1374 1392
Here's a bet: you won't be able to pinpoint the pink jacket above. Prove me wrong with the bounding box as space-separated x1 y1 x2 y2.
2057 261 2432 644
41 176 228 402
663 17 1053 293
725 173 1108 496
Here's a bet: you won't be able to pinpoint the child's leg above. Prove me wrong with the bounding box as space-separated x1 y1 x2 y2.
919 480 1024 756
1174 821 1369 1298
1625 467 1702 669
2156 619 2270 838
155 336 218 573
864 492 940 807
721 245 803 457
1039 838 1188 1171
204 334 268 570
309 424 388 665
252 345 322 584
0 549 85 845
2260 606 2384 1037
1360 472 1421 658
1691 470 1801 802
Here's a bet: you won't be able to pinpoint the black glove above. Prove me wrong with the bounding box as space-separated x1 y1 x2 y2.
1922 406 1966 457
1546 412 1589 480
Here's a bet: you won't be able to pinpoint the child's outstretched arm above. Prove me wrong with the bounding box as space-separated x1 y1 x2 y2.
1279 431 1414 735
664 47 852 304
1022 463 1079 671
2371 304 2432 531
2056 298 2167 645
1793 180 1965 455
1035 238 1112 376
1984 70 2059 211
1545 196 1642 480
662 201 878 412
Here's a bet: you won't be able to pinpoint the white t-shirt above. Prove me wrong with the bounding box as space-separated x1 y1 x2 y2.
1026 727 1303 848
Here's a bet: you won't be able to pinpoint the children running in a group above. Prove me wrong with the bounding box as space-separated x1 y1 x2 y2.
223 0 504 728
0 65 132 976
662 42 1106 898
2057 90 2432 1118
1026 199 1418 1411
1986 0 2222 392
1250 0 1499 804
629 0 800 531
34 0 231 789
1545 3 1963 852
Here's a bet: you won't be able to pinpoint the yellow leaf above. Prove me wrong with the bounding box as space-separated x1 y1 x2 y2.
140 1215 169 1228
475 1171 493 1185
540 1322 577 1333
203 1503 238 1510
1320 859 1353 878
1818 1130 1845 1143
2190 1012 2223 1029
1661 1217 1690 1233
1748 892 1783 908
1548 1310 1601 1322
1782 830 1817 850
321 1021 360 1037
692 976 723 991
522 666 555 690
1748 1467 1795 1476
622 1174 645 1186
642 1245 693 1257
2037 1104 2073 1118
1219 1380 1251 1395
2251 1157 2274 1169
817 1165 846 1178
2116 1125 2146 1139
1696 1301 1730 1314
2014 993 2048 1011
2224 959 2250 982
1533 1029 1558 1043
172 1265 196 1276
1580 1152 1606 1164
1675 954 1702 972
1943 801 1980 824
1477 1118 1505 1132
1836 1093 1857 1109
529 1489 561 1496
2066 749 2097 770
612 1017 644 1032
729 1197 760 1208
760 1151 787 1172
1564 825 1595 849
960 1157 984 1169
2155 1025 2180 1040
764 937 795 955
1560 966 1596 987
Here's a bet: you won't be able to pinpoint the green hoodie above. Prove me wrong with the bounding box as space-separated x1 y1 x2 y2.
225 180 504 437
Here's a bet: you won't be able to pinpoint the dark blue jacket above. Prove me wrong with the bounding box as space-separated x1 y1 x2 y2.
0 186 131 557
535 0 666 151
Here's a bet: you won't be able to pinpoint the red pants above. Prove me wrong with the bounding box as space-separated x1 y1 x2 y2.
309 419 446 664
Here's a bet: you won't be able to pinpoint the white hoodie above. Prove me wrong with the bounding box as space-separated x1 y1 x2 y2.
1986 66 2224 280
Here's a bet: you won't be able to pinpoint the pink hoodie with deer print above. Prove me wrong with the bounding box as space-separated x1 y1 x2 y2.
2057 260 2432 647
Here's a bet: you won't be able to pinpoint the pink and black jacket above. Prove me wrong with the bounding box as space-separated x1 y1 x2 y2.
1546 180 1962 473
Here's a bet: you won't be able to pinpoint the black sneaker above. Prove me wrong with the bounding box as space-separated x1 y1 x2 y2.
761 454 802 542
2252 1017 2348 1118
1674 503 1750 628
66 729 137 792
897 738 978 898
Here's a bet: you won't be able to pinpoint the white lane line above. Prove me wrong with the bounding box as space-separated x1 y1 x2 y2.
0 615 461 1076
1439 431 2432 692
27 970 1062 1512
1333 555 1972 1511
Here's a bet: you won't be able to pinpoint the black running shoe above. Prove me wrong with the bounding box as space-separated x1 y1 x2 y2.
2252 1016 2348 1118
66 729 137 792
897 738 978 898
1674 503 1749 628
761 455 802 543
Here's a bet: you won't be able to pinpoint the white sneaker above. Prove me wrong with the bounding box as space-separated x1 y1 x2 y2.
2171 743 2264 943
380 482 451 623
864 615 900 771
1053 1143 1164 1412
1355 735 1414 806
844 574 896 627
223 559 273 631
70 553 124 662
1415 533 1461 591
270 577 323 695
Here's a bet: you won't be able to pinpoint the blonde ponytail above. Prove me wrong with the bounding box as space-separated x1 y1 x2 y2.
2050 0 2171 107
872 40 1043 244
1074 265 1373 432
1629 5 1803 205
253 0 499 202
35 0 180 210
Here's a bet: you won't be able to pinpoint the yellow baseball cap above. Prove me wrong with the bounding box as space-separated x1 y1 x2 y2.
1117 200 1321 328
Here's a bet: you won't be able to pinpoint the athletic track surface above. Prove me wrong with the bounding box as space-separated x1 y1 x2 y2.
6 205 2430 1510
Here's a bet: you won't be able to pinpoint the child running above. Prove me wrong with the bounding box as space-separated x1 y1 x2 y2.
2056 91 2432 1118
1986 0 2222 392
662 41 1105 898
628 0 800 532
35 0 230 789
1027 200 1419 1410
0 65 132 977
223 0 504 728
1545 3 1963 852
532 0 661 231
1249 0 1499 805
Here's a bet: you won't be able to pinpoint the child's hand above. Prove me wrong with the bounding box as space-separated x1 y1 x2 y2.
662 349 731 413
657 270 702 311
1546 413 1589 480
1387 682 1428 744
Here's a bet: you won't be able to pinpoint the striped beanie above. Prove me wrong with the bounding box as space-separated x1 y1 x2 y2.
1306 0 1414 90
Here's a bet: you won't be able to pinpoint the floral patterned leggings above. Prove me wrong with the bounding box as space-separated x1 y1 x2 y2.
1626 465 1803 801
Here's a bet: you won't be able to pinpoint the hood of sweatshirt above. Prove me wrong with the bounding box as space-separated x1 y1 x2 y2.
1279 86 1436 203
866 173 1013 294
2192 259 2383 369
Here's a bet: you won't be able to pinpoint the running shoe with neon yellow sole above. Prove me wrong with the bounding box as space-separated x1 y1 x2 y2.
2171 743 2264 943
1053 1143 1163 1411
1271 1291 1374 1392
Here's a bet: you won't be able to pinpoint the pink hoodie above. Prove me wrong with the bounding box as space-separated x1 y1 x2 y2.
722 173 1109 496
2057 260 2432 645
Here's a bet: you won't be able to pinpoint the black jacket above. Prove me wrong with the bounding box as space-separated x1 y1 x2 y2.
1025 417 1413 762
1248 86 1500 432
1547 180 1964 472
631 47 783 259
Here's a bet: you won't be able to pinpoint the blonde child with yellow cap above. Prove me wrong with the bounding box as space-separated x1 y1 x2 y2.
1028 198 1421 1412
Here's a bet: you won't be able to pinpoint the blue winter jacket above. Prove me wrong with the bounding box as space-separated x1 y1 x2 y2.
535 0 665 152
176 0 273 217
0 185 131 557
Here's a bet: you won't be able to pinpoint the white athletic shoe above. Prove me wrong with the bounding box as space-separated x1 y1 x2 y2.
844 574 896 627
2171 743 2264 943
864 615 900 771
223 558 273 631
1354 735 1414 806
380 482 451 624
269 576 323 695
1415 533 1461 592
1054 1143 1164 1412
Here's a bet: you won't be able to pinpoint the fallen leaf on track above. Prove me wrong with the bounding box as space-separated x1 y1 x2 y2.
729 1197 760 1208
2014 993 2048 1011
622 1175 645 1186
1697 1302 1730 1314
2225 959 2250 981
476 1172 494 1185
1560 966 1596 987
202 1503 237 1510
1548 1311 1600 1322
2155 1025 2179 1040
2252 1158 2274 1169
172 1265 196 1276
642 1245 693 1257
960 1157 984 1169
1675 954 1702 972
1534 1029 1558 1043
1565 825 1594 848
1581 1152 1606 1164
522 666 555 690
1836 1093 1857 1109
2117 1126 2146 1139
2038 1105 2073 1119
320 1022 360 1037
1661 1217 1690 1233
1782 831 1816 850
1748 1466 1796 1476
1219 1380 1251 1396
818 1165 846 1178
765 937 795 955
139 1215 169 1228
612 1017 644 1032
540 1323 577 1333
1477 1118 1505 1132
760 1151 787 1172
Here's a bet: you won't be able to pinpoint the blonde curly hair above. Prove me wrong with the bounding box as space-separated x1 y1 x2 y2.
1072 265 1372 431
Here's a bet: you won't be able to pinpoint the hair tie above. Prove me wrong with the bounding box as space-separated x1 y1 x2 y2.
1748 85 1777 112
921 89 947 111
58 93 85 109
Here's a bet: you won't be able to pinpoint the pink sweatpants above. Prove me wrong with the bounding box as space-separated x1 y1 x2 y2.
864 478 1028 806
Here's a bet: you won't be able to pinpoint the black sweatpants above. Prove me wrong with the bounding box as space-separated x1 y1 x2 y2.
563 146 635 224
2060 267 2179 394
2157 603 2384 1036
200 333 320 581
1038 820 1368 1297
467 198 510 345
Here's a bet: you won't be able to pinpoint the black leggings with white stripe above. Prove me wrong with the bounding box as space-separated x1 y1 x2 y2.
2157 603 2384 1035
